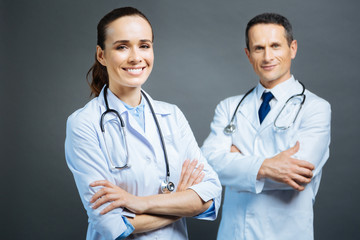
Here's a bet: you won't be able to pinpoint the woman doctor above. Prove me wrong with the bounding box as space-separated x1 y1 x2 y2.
65 7 221 240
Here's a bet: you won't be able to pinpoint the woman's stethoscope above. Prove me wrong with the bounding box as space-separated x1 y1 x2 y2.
100 86 175 193
224 81 306 135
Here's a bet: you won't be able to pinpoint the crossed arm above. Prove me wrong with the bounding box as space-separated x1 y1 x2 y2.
231 142 314 191
202 97 330 192
90 159 213 234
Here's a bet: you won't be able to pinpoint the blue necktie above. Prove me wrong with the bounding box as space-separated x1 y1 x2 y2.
258 91 274 124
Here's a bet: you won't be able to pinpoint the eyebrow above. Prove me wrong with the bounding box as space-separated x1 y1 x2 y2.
251 44 264 49
112 39 153 45
252 41 282 48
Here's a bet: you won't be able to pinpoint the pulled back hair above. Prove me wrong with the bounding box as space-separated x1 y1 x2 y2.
87 7 153 97
245 13 293 50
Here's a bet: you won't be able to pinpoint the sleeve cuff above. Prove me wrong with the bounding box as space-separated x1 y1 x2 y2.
193 200 215 219
253 157 266 193
116 216 134 240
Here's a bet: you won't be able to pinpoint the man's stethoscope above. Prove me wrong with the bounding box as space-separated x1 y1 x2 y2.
100 86 175 193
224 81 306 135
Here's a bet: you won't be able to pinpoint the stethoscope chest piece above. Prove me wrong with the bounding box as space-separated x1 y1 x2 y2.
161 179 175 193
102 86 176 192
224 123 236 135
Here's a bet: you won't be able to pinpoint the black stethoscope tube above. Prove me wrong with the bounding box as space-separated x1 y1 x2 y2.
100 86 174 192
224 81 306 135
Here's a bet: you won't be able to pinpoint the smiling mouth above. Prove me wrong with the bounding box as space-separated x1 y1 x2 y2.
261 65 276 70
123 67 145 73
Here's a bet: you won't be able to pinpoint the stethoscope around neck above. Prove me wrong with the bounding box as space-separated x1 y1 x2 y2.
100 85 175 193
224 81 306 135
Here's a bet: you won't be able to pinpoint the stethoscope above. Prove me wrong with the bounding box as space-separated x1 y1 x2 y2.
224 81 306 135
100 86 175 193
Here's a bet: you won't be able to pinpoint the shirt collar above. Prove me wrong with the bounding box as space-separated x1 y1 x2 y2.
255 75 296 101
120 95 145 115
98 86 171 115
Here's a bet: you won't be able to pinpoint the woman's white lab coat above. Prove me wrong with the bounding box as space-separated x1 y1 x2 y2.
65 87 221 240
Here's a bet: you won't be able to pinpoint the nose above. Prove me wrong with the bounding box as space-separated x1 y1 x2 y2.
264 47 274 62
128 48 142 64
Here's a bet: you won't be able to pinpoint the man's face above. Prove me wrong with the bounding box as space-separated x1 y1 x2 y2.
245 23 297 89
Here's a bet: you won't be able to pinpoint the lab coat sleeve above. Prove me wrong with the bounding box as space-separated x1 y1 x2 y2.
261 98 331 191
201 98 266 193
174 106 222 220
65 112 133 239
295 98 331 176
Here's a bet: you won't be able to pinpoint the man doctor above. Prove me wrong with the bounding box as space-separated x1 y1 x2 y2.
201 13 331 240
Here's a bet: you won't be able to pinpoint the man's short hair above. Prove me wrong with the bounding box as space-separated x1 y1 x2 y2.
246 13 294 49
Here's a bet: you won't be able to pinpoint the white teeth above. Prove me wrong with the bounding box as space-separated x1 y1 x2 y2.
127 68 142 73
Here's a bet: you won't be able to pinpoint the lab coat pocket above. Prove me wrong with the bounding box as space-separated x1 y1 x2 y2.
272 127 296 152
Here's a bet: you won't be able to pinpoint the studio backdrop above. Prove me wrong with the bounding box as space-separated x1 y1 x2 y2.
1 0 359 239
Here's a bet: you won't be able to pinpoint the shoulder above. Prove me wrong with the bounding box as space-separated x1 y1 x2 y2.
216 94 248 112
152 99 187 121
153 99 179 113
66 97 101 132
304 89 331 113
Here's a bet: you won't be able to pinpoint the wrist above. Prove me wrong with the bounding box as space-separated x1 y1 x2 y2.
257 159 268 180
139 196 151 214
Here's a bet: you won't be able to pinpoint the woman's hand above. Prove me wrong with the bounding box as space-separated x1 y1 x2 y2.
90 159 205 215
176 159 204 192
89 180 147 215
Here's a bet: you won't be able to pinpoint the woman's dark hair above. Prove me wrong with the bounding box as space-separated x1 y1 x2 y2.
87 7 153 97
245 13 293 50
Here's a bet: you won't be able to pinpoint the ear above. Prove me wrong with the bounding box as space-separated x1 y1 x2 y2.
96 45 107 66
290 40 298 59
245 48 252 63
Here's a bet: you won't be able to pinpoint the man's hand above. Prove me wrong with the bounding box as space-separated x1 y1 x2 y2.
257 142 315 191
230 144 242 153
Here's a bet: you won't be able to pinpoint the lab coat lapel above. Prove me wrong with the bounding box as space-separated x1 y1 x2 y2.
258 98 285 132
98 87 155 152
142 91 171 159
258 79 303 132
238 91 260 130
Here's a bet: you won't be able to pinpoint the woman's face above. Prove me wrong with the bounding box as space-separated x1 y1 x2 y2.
97 16 154 92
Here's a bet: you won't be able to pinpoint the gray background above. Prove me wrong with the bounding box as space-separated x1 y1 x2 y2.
2 0 359 239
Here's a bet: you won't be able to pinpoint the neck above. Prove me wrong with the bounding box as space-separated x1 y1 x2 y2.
109 85 142 107
260 74 292 89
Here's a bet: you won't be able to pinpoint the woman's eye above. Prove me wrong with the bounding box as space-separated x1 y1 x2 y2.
116 45 127 50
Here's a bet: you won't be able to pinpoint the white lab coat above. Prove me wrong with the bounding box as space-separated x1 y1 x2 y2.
201 77 331 240
65 87 222 240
